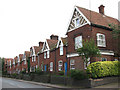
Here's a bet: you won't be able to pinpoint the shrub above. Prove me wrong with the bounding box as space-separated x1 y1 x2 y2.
70 69 88 80
11 73 17 78
21 70 26 74
35 67 44 75
86 61 120 78
58 71 64 76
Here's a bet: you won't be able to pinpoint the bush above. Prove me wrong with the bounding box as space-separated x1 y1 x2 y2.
21 70 26 74
35 67 44 75
86 61 120 78
58 71 64 76
70 69 88 80
11 73 17 78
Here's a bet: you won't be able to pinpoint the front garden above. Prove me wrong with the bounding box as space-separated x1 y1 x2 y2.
2 61 120 88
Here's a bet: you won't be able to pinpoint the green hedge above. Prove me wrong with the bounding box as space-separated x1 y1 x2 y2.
70 69 88 80
86 61 120 78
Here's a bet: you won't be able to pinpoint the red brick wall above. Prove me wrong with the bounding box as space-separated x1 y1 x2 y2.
67 24 92 53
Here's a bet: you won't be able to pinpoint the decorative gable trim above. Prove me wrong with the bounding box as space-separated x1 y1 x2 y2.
56 38 63 48
42 40 50 52
67 6 91 33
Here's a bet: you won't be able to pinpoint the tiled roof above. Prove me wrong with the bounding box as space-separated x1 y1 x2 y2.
25 51 30 57
46 39 58 50
61 37 68 46
19 54 23 61
76 6 119 28
33 46 42 55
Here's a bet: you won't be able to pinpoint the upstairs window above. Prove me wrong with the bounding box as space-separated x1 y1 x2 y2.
44 52 46 59
75 18 80 27
58 60 63 71
50 62 53 71
97 33 106 47
47 51 50 58
32 56 34 62
60 46 63 55
75 35 82 49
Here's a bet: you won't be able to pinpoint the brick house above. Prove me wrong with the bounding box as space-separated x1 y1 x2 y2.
38 35 68 73
5 5 119 74
5 58 13 74
29 45 42 72
38 5 119 72
21 51 30 73
15 54 23 74
66 5 119 70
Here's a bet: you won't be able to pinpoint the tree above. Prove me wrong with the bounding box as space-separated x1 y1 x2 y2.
77 39 101 68
109 24 120 39
109 24 120 57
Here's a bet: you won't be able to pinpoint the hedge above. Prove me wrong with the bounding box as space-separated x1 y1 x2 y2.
86 61 120 78
70 69 88 80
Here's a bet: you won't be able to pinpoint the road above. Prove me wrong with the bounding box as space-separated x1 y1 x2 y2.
1 77 54 89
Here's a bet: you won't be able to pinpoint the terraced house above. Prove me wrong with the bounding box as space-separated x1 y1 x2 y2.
5 5 119 74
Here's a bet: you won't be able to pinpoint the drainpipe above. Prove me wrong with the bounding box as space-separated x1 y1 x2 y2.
55 48 57 73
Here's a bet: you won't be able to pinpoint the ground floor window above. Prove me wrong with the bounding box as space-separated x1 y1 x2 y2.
101 58 107 61
58 60 63 71
84 58 90 69
41 64 43 71
70 60 75 70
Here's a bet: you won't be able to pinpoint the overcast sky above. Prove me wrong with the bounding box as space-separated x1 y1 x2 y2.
0 0 119 58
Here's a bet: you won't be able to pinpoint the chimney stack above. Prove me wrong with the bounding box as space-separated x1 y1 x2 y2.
39 41 44 47
50 34 58 40
98 5 105 15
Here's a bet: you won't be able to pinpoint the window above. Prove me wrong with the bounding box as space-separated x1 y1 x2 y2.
101 58 107 61
84 58 90 69
32 56 34 62
60 46 63 55
47 51 50 58
97 33 106 47
24 57 26 64
75 35 82 49
50 62 53 71
44 52 46 59
70 60 75 70
75 18 80 27
58 60 63 71
41 64 43 71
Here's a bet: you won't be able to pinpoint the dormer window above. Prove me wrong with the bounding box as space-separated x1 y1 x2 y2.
47 51 50 58
44 52 46 59
97 33 106 47
60 46 63 55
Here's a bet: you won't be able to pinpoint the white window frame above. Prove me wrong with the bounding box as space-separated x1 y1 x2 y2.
41 64 43 71
44 52 46 59
58 60 63 71
47 51 50 58
101 58 107 61
97 33 106 47
70 60 75 70
60 46 63 55
75 35 82 49
50 62 53 71
84 58 90 69
32 56 34 62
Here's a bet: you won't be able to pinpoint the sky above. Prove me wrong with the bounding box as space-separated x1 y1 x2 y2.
0 0 119 58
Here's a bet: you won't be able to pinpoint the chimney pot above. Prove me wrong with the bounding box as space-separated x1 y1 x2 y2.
39 41 44 47
98 5 105 15
50 34 58 40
